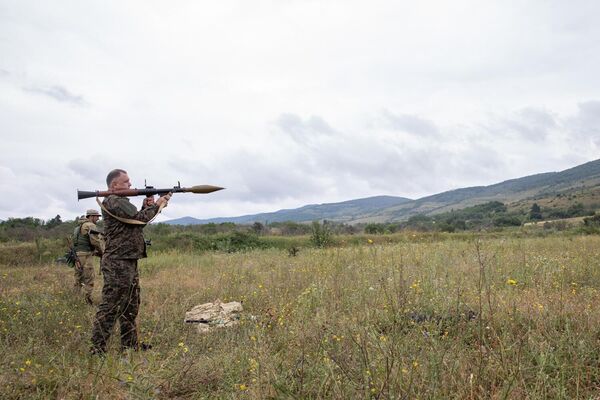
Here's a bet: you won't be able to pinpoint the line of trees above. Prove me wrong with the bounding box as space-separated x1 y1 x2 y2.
0 215 78 242
2 199 598 243
362 201 598 234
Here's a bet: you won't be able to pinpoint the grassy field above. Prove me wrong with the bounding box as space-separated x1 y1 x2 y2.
2 234 600 398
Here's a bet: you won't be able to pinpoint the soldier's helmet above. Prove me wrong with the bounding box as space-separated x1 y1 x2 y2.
86 209 101 217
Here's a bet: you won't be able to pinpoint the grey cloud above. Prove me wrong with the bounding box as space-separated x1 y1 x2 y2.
307 115 335 134
270 115 505 199
276 113 335 142
0 162 83 220
381 110 439 137
166 159 210 179
483 107 558 142
172 152 325 203
67 159 112 182
236 163 324 202
568 100 600 146
519 108 557 127
0 68 9 77
288 132 442 196
296 117 513 198
451 144 505 180
505 108 557 142
24 85 87 106
0 166 18 211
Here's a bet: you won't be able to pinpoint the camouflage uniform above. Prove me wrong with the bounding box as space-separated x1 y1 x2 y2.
73 211 104 304
91 195 159 353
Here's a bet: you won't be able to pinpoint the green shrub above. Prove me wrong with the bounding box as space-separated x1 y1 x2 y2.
364 223 386 234
493 215 522 227
310 221 332 248
148 231 265 253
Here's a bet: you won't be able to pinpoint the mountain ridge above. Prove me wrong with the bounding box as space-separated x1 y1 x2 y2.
163 159 600 225
163 195 412 225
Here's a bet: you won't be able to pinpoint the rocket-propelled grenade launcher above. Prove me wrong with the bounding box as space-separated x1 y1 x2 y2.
77 182 224 201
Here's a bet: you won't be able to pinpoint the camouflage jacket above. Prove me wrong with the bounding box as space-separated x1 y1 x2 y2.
102 195 159 260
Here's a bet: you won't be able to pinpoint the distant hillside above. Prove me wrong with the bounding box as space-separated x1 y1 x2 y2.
163 195 412 225
163 158 600 225
357 158 600 223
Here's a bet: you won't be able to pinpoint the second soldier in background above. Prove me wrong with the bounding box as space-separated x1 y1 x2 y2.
73 209 105 304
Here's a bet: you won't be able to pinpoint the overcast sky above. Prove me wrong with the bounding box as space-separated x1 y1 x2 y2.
1 0 599 222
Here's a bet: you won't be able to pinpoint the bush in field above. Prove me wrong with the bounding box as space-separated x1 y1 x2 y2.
310 220 331 248
546 202 595 220
251 222 265 235
567 202 586 217
492 215 522 227
147 222 174 236
446 218 467 231
269 221 312 236
437 221 456 232
584 213 600 226
216 231 263 252
150 231 265 253
580 213 600 234
364 223 386 234
403 214 434 231
529 203 543 220
44 215 63 229
543 220 569 231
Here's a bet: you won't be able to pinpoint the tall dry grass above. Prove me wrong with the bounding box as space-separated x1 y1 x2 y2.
2 235 600 398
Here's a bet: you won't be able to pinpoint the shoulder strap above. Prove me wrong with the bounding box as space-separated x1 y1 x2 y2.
96 197 164 225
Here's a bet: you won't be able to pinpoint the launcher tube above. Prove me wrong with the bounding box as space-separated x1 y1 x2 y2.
77 185 224 200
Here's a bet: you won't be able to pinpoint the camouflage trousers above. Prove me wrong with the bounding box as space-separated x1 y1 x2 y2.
91 258 140 353
74 253 95 304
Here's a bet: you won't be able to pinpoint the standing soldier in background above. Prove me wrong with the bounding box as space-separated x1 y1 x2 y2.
73 209 104 305
91 169 171 355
